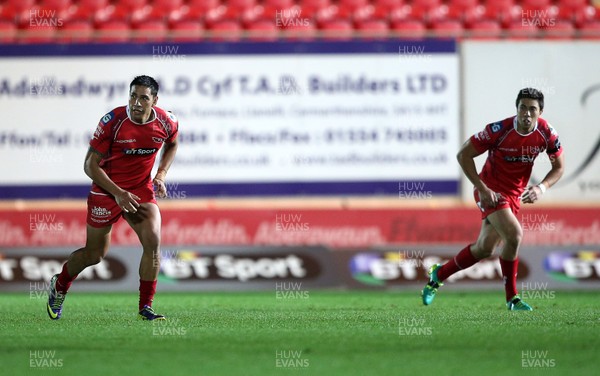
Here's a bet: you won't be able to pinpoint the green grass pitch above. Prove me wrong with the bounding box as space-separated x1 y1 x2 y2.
1 290 598 376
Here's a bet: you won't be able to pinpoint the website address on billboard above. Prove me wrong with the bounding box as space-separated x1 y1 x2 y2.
292 152 448 165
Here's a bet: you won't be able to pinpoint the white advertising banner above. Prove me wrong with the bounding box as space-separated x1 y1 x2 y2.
0 42 459 197
462 41 600 203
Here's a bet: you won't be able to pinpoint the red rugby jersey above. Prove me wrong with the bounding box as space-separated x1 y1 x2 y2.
89 105 178 194
470 116 562 197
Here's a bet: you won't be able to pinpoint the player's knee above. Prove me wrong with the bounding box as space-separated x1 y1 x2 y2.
504 230 523 250
478 245 495 258
84 249 105 266
472 242 494 259
141 234 160 254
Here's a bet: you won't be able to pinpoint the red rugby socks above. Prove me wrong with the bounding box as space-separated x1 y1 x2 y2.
139 279 157 311
56 263 78 294
499 258 519 302
437 244 480 282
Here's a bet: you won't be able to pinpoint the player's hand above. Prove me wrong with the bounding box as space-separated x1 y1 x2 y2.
153 177 167 199
521 185 543 204
478 187 499 209
115 191 141 213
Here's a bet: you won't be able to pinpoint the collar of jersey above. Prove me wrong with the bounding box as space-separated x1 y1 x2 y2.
513 116 537 136
126 106 157 125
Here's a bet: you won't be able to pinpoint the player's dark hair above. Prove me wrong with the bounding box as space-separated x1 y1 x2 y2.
130 75 159 96
516 88 544 110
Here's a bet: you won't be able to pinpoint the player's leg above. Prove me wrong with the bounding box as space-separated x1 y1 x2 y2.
485 208 531 310
123 202 165 320
64 225 113 281
422 219 501 305
47 225 112 320
439 218 502 280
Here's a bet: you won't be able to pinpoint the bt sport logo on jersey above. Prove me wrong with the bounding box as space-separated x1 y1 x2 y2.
123 148 158 155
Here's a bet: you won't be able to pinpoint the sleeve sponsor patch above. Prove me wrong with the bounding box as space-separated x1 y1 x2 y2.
548 137 561 153
93 125 104 140
101 111 114 125
475 129 490 141
167 111 177 122
490 122 502 133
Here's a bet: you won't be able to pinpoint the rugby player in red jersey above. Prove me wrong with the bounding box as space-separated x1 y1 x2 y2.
47 75 179 320
422 88 564 311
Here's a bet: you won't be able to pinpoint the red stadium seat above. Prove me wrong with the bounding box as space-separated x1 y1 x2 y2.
319 19 354 40
19 23 57 43
579 20 600 39
335 0 371 19
69 0 111 22
263 0 296 8
558 0 587 7
224 0 258 17
371 0 404 20
0 0 36 22
0 20 17 43
391 19 427 38
4 0 34 6
505 20 539 39
261 3 298 27
431 19 464 38
208 20 243 40
204 0 259 26
132 20 168 41
169 20 204 41
406 0 447 25
355 19 390 39
555 0 594 27
446 0 485 26
521 5 558 27
110 0 151 23
182 0 223 23
40 0 73 11
482 0 521 27
144 0 186 22
469 19 502 39
543 19 576 39
246 19 279 40
299 0 332 19
56 19 94 43
96 20 131 42
388 4 412 23
152 0 184 11
37 0 76 24
521 0 551 8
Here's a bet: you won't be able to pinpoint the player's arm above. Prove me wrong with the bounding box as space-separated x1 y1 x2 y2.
84 147 140 213
153 136 179 198
457 139 499 208
522 153 565 204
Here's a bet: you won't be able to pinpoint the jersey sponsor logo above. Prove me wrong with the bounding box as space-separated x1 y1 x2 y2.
548 138 561 153
91 206 111 218
152 137 166 143
490 122 502 133
504 155 535 163
475 129 490 141
115 138 137 143
101 111 114 125
123 147 158 155
93 125 104 140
